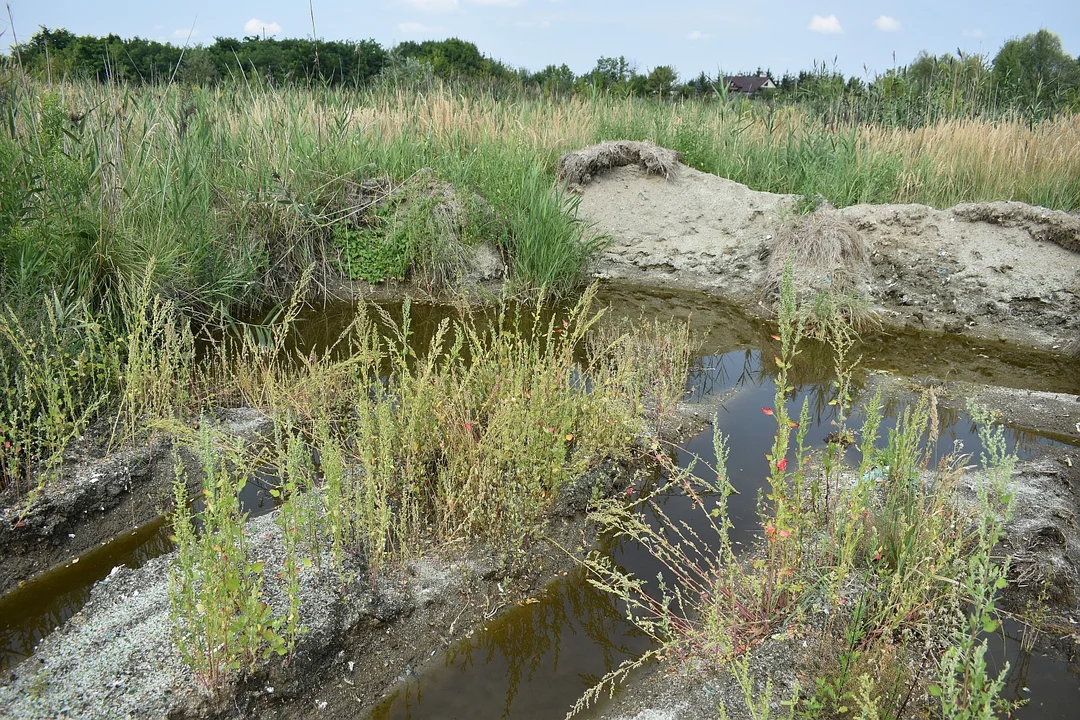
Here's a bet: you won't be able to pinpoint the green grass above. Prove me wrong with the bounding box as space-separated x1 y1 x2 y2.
3 74 1078 323
164 286 693 692
2 71 1077 502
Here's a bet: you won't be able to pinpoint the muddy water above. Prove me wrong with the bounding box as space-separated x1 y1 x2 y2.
365 341 1076 720
1 284 1078 714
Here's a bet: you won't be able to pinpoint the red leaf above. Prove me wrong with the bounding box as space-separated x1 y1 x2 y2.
761 407 774 416
777 457 789 472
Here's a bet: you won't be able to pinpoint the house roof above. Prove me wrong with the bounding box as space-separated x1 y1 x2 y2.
724 75 775 92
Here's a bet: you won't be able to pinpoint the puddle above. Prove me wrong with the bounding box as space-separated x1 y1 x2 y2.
988 617 1080 718
368 569 651 720
2 284 1079 714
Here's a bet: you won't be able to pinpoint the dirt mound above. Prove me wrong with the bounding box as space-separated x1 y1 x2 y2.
574 153 1080 353
952 201 1080 254
558 141 681 189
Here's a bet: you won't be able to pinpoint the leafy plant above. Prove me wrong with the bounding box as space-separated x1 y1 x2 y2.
168 429 286 692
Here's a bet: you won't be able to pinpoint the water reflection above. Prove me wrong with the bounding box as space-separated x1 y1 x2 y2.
0 517 172 672
368 570 651 719
366 349 1076 719
3 284 1079 713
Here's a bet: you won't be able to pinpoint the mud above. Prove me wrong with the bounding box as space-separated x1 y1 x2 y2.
577 163 1080 354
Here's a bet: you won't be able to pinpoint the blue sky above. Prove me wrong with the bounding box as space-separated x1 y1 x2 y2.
3 1 1078 81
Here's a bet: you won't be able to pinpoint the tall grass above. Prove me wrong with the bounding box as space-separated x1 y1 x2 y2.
3 75 1077 318
164 286 694 692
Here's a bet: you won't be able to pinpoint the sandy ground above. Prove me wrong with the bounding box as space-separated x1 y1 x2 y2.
578 164 1080 354
0 453 633 720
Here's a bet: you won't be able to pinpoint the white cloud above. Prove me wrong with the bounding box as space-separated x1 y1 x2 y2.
808 15 843 34
400 0 460 11
244 18 282 35
172 28 201 39
399 21 446 34
963 28 985 38
686 31 710 41
875 16 901 32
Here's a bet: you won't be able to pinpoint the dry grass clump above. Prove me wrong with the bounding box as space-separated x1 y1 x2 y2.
557 141 681 188
766 205 871 296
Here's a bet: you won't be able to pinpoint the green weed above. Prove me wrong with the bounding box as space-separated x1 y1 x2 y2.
168 429 287 692
574 271 1023 719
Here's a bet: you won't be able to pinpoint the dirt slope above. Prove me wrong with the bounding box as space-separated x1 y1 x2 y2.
577 163 1080 353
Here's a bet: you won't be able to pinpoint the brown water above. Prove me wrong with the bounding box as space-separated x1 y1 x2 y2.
364 342 1077 720
2 284 1078 714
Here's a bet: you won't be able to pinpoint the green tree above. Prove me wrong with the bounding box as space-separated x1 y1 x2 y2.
587 55 632 89
993 29 1080 113
646 65 677 99
530 63 576 96
392 38 508 79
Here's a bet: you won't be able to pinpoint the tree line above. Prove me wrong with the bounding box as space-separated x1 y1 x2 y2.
7 26 1080 116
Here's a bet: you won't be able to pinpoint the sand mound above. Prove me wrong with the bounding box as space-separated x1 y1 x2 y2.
571 146 1080 353
558 141 681 189
952 202 1080 254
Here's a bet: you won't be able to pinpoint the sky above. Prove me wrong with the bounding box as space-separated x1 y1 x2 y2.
2 1 1078 81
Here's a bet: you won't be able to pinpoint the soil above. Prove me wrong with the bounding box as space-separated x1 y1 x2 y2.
577 163 1080 354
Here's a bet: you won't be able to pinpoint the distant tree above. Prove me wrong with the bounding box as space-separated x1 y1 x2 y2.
646 65 677 99
688 71 713 97
993 29 1080 112
628 73 648 97
392 38 507 80
587 55 632 89
530 63 575 95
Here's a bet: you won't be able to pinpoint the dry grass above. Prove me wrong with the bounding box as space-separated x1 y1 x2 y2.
766 205 871 295
865 114 1080 208
41 82 1080 211
557 140 681 188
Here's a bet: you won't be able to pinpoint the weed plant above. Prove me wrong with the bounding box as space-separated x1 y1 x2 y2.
168 429 286 690
0 292 119 495
0 262 207 499
164 284 693 690
573 270 1021 719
